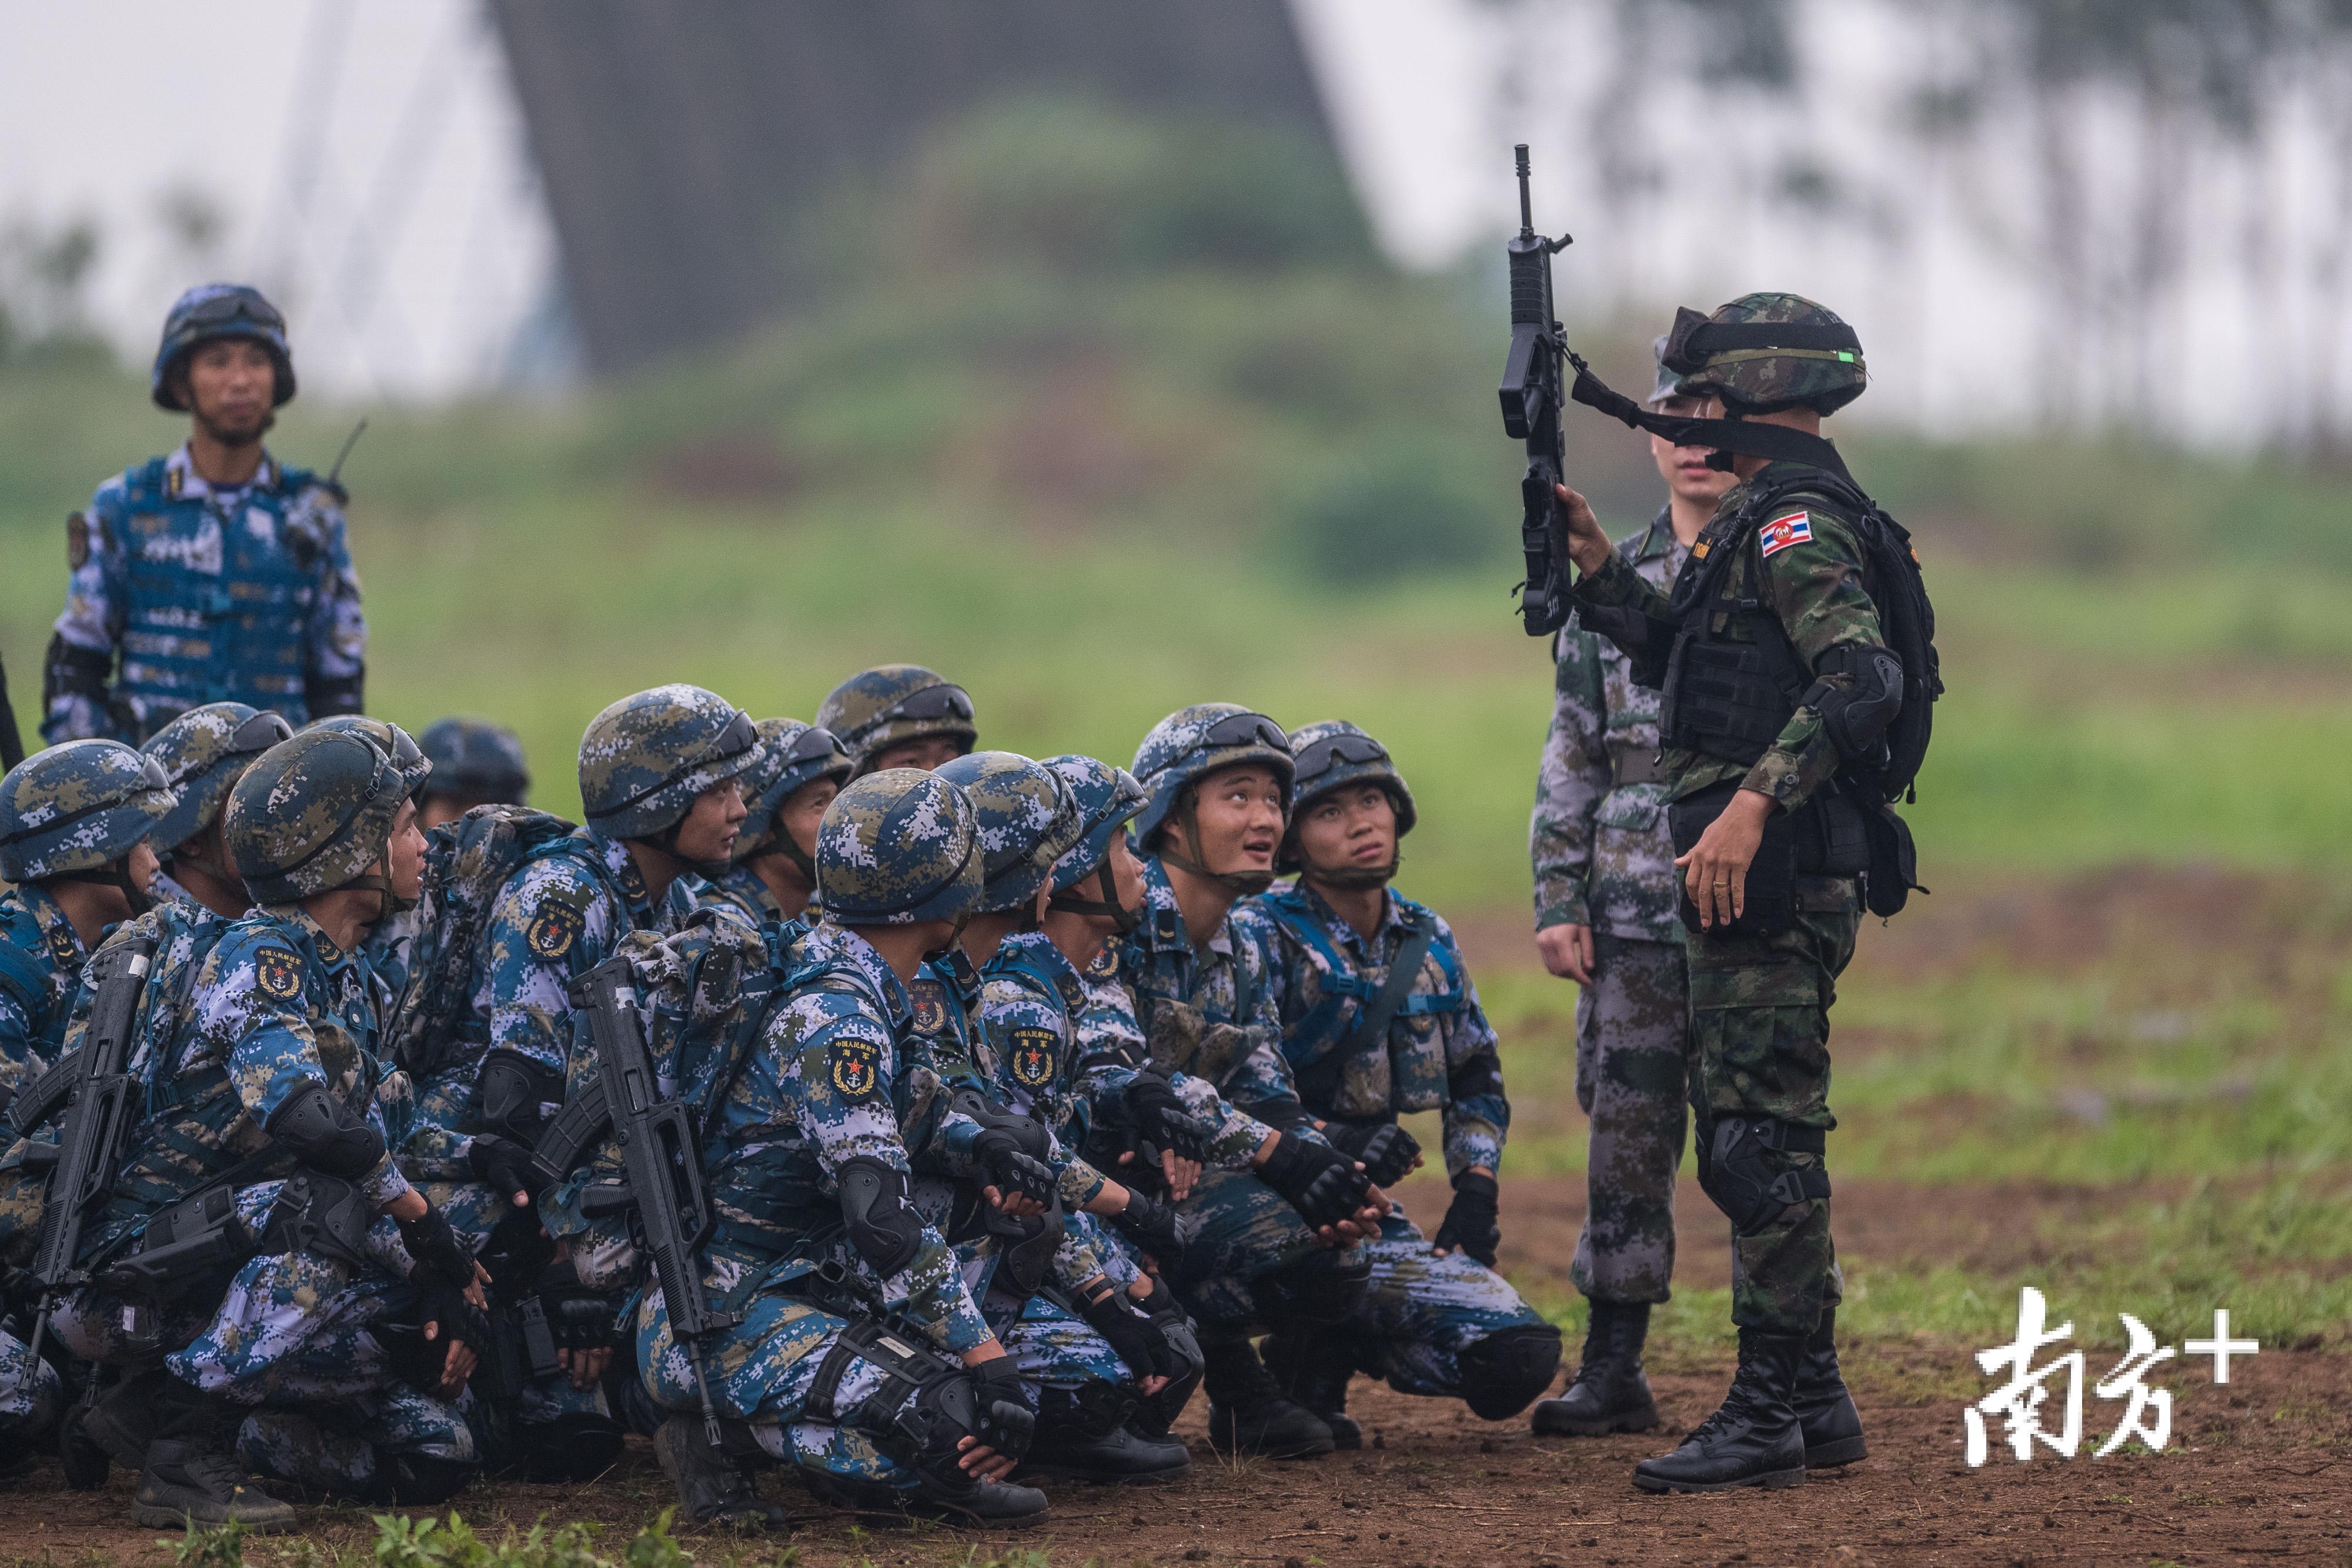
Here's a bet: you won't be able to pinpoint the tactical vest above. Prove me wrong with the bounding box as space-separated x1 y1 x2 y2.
109 456 333 724
1254 888 1465 1116
1657 484 1835 768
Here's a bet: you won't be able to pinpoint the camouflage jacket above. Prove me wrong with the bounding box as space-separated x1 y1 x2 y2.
1244 882 1508 1178
1532 509 1686 941
0 884 88 1100
1117 856 1305 1121
1068 944 1269 1170
687 864 781 931
1573 463 1887 811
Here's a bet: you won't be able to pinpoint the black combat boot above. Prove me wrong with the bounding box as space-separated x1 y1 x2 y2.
132 1378 295 1531
653 1417 790 1532
1261 1332 1361 1450
1203 1339 1333 1459
1790 1306 1867 1467
72 1367 171 1484
1532 1301 1659 1436
1630 1328 1808 1495
1022 1422 1192 1485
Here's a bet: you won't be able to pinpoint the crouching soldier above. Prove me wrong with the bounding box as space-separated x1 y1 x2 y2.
1245 723 1561 1444
141 703 294 916
695 719 851 927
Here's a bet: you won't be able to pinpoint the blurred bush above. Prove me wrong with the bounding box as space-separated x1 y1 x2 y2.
1285 432 1504 586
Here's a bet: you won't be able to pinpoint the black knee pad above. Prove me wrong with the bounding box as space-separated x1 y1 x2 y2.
510 1412 627 1483
1255 1248 1372 1331
1458 1324 1563 1420
376 1450 477 1505
1697 1115 1830 1236
1037 1378 1137 1442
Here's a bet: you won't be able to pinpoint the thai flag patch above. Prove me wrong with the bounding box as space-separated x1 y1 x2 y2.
1758 510 1813 558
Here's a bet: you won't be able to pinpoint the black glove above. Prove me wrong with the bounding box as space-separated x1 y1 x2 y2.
539 1271 618 1355
1110 1188 1186 1269
1432 1169 1501 1267
468 1132 537 1201
1077 1283 1160 1380
1122 1073 1216 1162
973 1128 1056 1207
387 1281 492 1392
966 1355 1039 1465
1257 1132 1373 1231
1325 1120 1421 1187
397 1198 478 1290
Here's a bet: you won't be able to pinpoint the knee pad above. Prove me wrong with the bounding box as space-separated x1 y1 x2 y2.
1037 1379 1136 1442
478 1048 566 1145
376 1449 477 1505
509 1411 627 1483
1697 1115 1830 1236
811 1318 1037 1479
1255 1247 1372 1331
1457 1324 1563 1420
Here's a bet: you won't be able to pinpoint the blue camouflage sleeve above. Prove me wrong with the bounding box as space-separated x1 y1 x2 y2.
479 857 619 1078
1431 918 1508 1178
44 478 130 744
295 482 366 688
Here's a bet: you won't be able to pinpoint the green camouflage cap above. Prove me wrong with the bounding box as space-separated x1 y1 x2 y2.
816 664 977 777
418 717 531 804
226 728 409 903
142 703 292 855
578 684 760 841
0 740 176 882
1278 720 1416 872
815 768 983 925
1661 292 1866 416
933 751 1084 915
731 718 853 864
307 715 432 798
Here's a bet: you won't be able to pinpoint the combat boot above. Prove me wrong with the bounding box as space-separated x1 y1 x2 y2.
1021 1422 1192 1485
131 1378 295 1531
1261 1332 1361 1450
72 1367 171 1485
1631 1328 1808 1495
653 1417 790 1532
803 1467 1053 1529
1532 1301 1659 1436
1790 1306 1867 1467
1203 1339 1333 1459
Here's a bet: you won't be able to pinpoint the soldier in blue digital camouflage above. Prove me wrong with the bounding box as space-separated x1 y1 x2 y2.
416 717 531 831
42 285 365 745
816 665 977 777
694 718 851 927
308 716 435 1001
1119 705 1388 1459
634 768 1048 1529
1245 722 1561 1443
1528 339 1733 1440
142 703 294 916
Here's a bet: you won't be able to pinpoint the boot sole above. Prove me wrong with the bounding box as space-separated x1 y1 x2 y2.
801 1475 1050 1530
1805 1436 1868 1467
1017 1460 1191 1486
1632 1464 1805 1495
1532 1403 1661 1437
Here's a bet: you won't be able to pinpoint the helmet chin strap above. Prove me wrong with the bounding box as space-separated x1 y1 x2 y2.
1304 850 1399 891
923 910 973 964
1048 861 1141 934
342 845 416 923
58 859 152 919
650 818 732 880
1159 798 1275 897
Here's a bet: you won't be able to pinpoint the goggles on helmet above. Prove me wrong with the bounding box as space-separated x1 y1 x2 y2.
160 711 293 790
781 725 850 770
1192 711 1288 757
180 290 286 334
0 755 173 851
1660 305 1863 377
1292 731 1389 791
843 683 974 745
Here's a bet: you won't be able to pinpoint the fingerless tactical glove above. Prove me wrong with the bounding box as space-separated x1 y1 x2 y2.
1258 1132 1373 1230
1432 1169 1501 1266
1325 1120 1420 1187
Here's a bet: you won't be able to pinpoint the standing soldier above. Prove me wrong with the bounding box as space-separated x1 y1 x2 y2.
42 285 366 745
1555 295 1903 1493
694 718 851 926
816 665 977 777
1528 342 1734 1437
415 718 532 831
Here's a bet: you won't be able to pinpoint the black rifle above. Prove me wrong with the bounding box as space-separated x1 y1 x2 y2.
1496 143 1576 638
18 932 158 1372
563 957 733 1443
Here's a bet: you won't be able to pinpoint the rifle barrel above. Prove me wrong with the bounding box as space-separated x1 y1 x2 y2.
1515 143 1534 233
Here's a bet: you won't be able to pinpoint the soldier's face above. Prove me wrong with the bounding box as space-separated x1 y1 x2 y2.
1648 393 1737 509
183 339 276 444
1105 825 1144 909
1296 784 1395 879
870 735 964 773
386 801 427 902
1184 765 1284 877
673 778 749 865
777 778 838 867
128 842 161 897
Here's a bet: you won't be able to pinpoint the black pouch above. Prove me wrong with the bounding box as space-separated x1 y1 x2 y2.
258 1172 375 1269
1861 802 1923 918
1669 781 1796 939
1794 788 1871 877
96 1187 258 1303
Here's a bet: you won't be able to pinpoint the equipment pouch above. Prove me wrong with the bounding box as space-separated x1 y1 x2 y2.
1669 781 1795 939
1793 789 1870 878
98 1188 258 1303
258 1172 376 1270
1860 801 1922 919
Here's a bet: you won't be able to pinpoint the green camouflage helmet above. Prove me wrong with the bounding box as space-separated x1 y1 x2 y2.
1278 720 1417 874
731 718 853 865
1661 292 1866 416
0 740 176 883
578 684 760 841
142 703 293 856
226 728 409 904
934 751 1083 915
816 664 977 777
418 717 531 804
816 768 983 926
307 715 432 798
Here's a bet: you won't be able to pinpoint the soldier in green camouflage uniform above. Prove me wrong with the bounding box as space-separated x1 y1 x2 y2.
1555 295 1880 1493
816 666 975 777
1528 343 1730 1438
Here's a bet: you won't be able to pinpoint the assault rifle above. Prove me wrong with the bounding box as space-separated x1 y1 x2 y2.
1497 143 1576 637
559 958 734 1443
16 932 158 1372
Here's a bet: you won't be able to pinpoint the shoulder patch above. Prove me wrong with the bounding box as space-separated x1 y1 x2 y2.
1085 945 1118 979
526 902 583 961
1758 510 1813 559
254 945 303 1001
1008 1027 1058 1089
66 511 89 570
907 979 949 1036
828 1037 883 1100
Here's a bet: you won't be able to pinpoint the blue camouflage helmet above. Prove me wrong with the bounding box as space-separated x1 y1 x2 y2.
1278 720 1418 872
0 740 176 882
731 718 853 865
578 684 760 841
933 751 1083 915
1129 703 1294 851
151 283 296 413
1041 755 1147 895
142 703 293 855
815 768 983 925
816 664 977 777
224 728 410 903
306 715 433 798
417 717 531 804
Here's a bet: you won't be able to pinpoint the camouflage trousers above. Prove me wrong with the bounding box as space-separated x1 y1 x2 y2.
0 1328 60 1450
1686 892 1859 1336
1570 934 1691 1305
1167 1166 1335 1338
238 1388 482 1494
1343 1211 1551 1400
